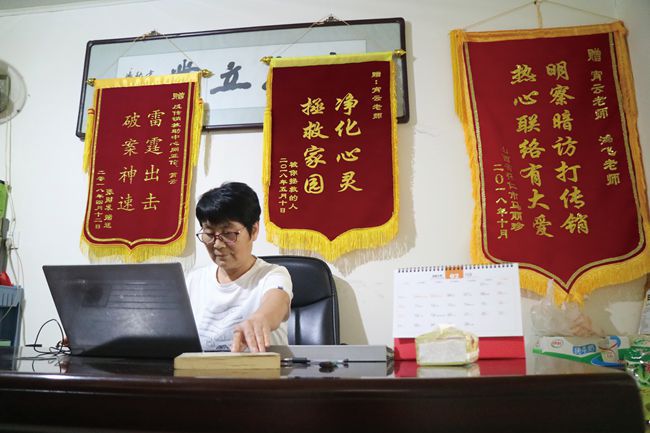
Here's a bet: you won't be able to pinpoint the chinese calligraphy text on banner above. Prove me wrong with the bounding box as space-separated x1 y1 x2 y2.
263 52 399 261
81 72 203 261
451 22 650 301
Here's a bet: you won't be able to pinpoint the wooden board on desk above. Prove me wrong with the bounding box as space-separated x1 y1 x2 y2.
174 352 280 370
174 368 281 379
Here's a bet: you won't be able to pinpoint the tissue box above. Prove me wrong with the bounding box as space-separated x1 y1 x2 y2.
415 325 478 366
533 335 631 366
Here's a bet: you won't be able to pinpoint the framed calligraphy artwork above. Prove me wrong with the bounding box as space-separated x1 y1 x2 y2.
76 17 408 138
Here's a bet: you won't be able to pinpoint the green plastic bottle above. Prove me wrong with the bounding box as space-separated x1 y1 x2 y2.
0 180 7 220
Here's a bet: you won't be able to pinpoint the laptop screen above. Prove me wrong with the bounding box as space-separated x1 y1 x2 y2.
43 263 202 358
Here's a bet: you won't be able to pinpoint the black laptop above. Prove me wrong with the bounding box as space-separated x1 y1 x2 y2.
43 263 202 358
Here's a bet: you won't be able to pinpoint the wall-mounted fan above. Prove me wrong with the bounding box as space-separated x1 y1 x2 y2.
0 60 27 124
0 59 26 278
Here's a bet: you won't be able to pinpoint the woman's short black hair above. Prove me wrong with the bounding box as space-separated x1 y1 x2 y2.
195 182 261 234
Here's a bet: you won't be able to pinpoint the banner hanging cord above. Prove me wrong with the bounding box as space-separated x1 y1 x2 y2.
463 0 533 31
88 30 212 86
262 14 406 64
544 0 619 21
270 14 350 58
162 34 213 78
463 0 618 31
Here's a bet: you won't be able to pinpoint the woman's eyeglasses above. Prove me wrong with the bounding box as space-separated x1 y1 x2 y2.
196 230 241 245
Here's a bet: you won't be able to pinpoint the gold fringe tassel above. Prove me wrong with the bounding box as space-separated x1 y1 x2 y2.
451 21 650 303
263 52 399 261
82 107 98 173
450 29 469 126
79 241 188 263
450 28 484 268
80 72 204 262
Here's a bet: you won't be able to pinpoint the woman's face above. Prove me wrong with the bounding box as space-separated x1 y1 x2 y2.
199 220 259 278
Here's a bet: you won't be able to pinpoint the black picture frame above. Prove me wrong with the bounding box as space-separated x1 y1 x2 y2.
76 17 409 138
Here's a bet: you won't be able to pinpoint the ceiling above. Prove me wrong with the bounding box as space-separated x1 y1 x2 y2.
0 0 152 15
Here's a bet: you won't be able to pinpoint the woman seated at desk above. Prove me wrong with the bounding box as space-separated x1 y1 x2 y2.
187 182 293 353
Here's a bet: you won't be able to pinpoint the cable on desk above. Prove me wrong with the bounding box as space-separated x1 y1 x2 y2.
26 318 70 355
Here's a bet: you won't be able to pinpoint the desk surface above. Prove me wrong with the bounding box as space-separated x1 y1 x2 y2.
0 347 644 433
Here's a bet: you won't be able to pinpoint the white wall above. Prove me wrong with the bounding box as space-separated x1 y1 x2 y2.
1 0 648 348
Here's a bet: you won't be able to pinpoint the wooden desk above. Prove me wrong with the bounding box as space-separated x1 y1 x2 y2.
0 347 644 433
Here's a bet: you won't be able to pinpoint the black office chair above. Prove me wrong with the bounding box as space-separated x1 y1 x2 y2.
260 255 340 345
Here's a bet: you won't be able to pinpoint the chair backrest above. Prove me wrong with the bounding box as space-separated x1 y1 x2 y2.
260 255 340 345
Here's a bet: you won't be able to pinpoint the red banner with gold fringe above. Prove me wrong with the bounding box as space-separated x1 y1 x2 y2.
451 22 650 301
81 72 203 261
263 52 399 261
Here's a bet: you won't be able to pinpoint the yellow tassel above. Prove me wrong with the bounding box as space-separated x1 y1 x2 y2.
262 65 274 232
91 72 202 90
454 21 626 43
269 51 398 68
450 29 468 123
612 26 649 219
80 236 187 263
265 217 399 262
449 28 484 265
190 100 203 168
82 105 97 173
